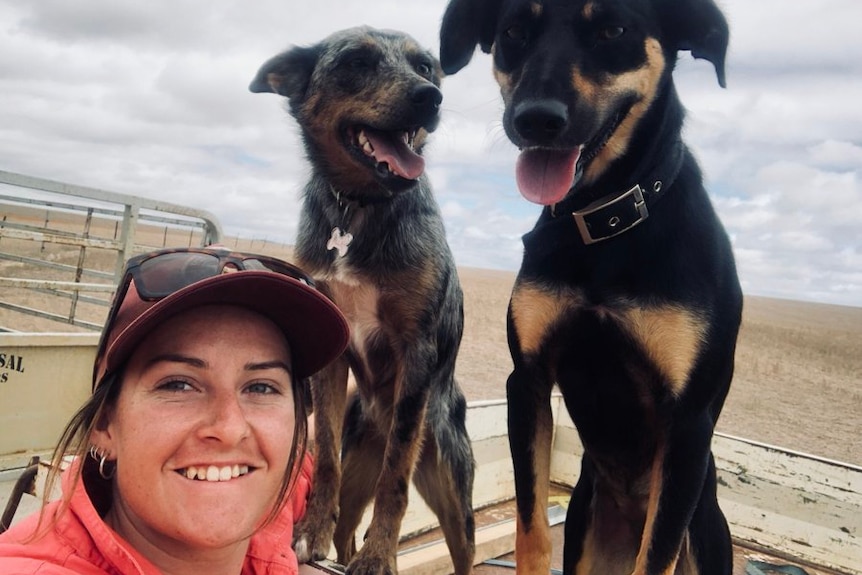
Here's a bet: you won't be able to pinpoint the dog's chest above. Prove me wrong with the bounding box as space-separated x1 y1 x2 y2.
322 270 383 362
510 281 707 399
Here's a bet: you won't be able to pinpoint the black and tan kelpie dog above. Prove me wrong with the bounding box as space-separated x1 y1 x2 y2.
250 26 475 575
440 1 742 574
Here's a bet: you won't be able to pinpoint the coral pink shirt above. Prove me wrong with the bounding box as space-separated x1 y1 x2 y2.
0 456 312 574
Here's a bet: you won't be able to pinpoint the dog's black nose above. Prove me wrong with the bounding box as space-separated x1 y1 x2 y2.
411 85 443 112
513 99 568 145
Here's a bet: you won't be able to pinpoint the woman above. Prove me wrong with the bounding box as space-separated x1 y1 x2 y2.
0 247 350 575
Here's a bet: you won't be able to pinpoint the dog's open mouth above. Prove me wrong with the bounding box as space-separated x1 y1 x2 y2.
347 126 424 181
516 147 583 206
514 106 629 206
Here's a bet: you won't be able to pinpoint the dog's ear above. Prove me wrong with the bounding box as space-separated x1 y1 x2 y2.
439 0 502 75
655 0 729 88
249 45 320 101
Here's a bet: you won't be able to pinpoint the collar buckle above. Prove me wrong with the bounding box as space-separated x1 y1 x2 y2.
572 184 649 245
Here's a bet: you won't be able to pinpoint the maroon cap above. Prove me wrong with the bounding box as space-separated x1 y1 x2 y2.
93 271 349 387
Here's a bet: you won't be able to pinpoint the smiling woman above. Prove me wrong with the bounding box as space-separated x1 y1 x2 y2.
0 247 350 575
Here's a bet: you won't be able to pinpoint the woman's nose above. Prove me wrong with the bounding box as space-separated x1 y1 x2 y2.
199 392 251 444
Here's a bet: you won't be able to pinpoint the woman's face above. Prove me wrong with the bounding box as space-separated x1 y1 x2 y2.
92 304 296 562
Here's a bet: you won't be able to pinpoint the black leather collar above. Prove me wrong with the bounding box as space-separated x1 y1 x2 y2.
329 184 401 209
556 140 685 245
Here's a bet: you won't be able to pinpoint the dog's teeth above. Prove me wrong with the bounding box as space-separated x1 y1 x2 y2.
358 130 375 156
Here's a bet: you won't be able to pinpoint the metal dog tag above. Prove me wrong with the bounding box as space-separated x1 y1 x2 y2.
327 227 353 258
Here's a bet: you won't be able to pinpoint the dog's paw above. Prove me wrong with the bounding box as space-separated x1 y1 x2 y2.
293 519 334 563
344 548 396 575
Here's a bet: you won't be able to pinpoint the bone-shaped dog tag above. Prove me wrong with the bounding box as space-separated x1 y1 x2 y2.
327 227 353 258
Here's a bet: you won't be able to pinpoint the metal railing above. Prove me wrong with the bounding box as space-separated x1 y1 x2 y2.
0 170 223 332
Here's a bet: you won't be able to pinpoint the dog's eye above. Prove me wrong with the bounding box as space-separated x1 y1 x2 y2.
600 25 625 40
504 24 527 44
349 57 371 70
416 62 433 77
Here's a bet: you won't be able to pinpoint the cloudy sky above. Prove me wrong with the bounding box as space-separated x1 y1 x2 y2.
1 0 860 307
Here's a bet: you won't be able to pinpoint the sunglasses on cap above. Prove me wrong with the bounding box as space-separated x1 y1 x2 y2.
118 246 314 298
94 247 317 377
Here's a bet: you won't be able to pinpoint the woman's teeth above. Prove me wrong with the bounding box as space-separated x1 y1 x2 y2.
181 464 250 481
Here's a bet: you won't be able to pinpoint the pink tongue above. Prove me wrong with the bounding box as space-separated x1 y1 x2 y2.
364 130 425 180
515 148 581 205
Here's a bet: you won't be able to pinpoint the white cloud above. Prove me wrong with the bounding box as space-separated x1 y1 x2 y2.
0 0 860 306
809 140 862 169
441 200 468 220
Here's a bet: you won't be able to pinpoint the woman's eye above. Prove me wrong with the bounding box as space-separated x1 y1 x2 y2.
157 379 195 392
246 382 281 395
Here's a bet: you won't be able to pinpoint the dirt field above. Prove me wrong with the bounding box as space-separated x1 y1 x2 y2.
454 268 862 466
1 216 860 466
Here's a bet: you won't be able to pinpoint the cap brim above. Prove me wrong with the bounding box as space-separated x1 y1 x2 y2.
103 271 349 381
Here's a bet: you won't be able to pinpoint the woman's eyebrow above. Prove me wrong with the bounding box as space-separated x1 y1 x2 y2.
142 355 290 373
245 360 292 374
145 354 207 369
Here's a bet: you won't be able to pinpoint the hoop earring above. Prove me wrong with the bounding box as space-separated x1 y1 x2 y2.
89 445 102 462
98 452 116 480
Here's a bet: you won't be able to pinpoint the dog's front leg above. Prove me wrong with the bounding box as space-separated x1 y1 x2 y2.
346 371 431 575
632 412 718 575
507 362 555 575
294 357 351 563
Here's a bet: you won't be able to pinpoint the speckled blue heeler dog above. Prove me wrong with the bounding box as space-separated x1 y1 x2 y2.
250 26 475 575
440 1 742 574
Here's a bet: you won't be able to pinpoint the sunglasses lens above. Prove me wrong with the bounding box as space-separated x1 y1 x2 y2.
135 252 222 298
243 258 312 285
240 258 272 271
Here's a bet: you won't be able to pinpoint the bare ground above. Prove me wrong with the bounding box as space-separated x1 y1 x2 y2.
455 267 862 466
1 230 860 465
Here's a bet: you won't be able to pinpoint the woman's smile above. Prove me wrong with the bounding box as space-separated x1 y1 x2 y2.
176 464 253 481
